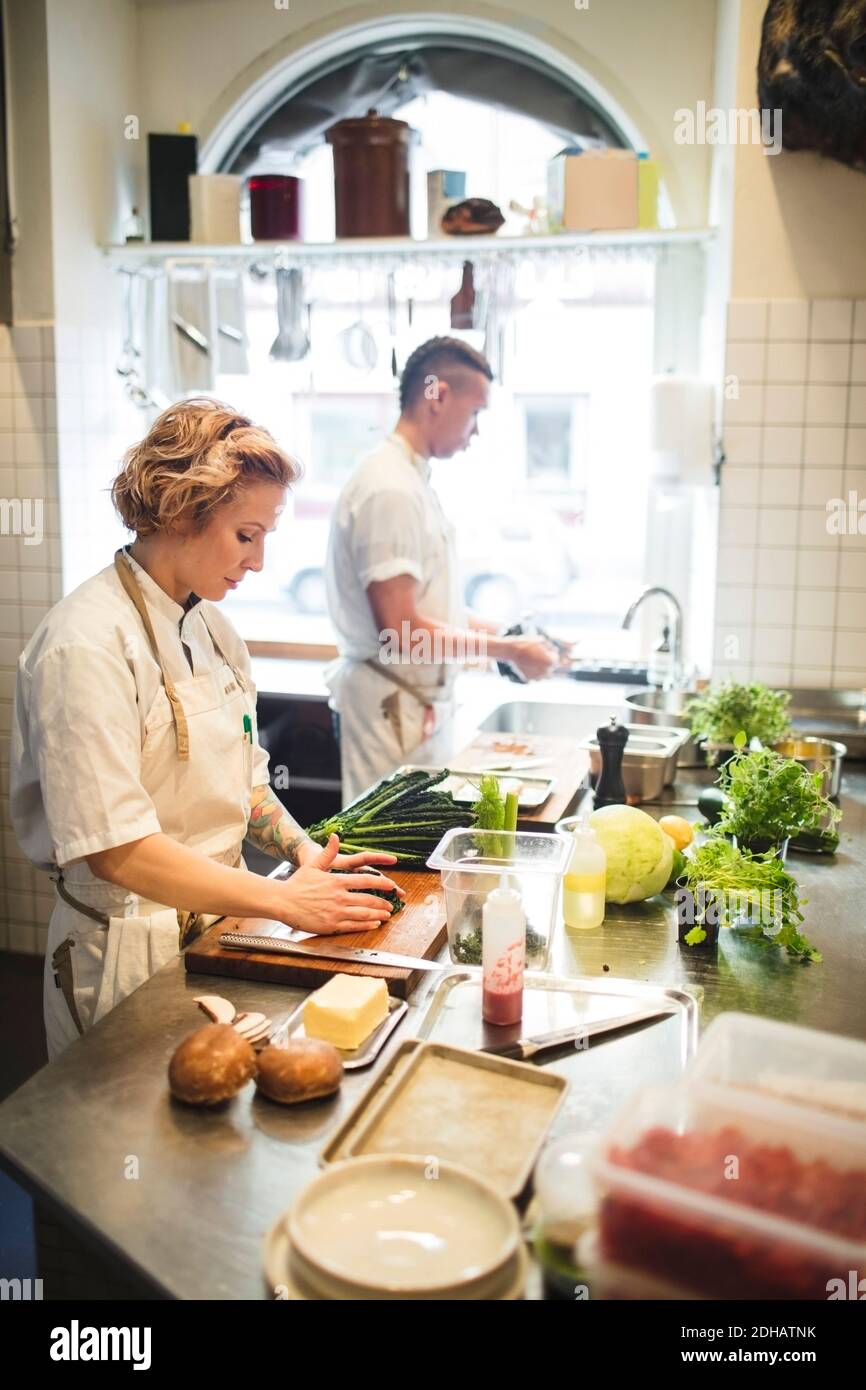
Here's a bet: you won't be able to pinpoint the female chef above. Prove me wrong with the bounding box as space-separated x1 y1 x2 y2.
10 398 402 1060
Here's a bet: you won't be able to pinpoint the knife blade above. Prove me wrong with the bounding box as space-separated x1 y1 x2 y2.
218 932 448 973
480 1004 676 1061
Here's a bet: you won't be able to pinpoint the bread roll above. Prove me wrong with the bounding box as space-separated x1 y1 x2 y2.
168 1023 257 1105
441 197 505 235
256 1039 343 1104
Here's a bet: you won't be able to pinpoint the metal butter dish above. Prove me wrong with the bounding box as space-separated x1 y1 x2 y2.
272 995 408 1070
320 1039 567 1200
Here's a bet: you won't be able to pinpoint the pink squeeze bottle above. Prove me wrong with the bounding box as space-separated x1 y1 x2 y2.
482 872 526 1026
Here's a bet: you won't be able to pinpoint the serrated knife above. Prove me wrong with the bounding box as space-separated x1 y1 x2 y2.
480 1004 676 1060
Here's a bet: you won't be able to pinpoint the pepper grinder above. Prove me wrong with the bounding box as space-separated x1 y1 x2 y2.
594 716 628 807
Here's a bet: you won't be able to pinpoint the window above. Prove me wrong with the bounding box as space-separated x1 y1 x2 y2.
521 394 588 488
218 92 660 651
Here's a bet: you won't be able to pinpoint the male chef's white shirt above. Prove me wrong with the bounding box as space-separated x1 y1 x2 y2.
323 433 463 800
325 433 463 679
10 547 270 871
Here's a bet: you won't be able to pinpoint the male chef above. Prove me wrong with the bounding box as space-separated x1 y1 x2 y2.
324 336 559 801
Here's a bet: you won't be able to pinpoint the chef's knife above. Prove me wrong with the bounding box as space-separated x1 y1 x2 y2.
480 1004 675 1061
218 932 448 972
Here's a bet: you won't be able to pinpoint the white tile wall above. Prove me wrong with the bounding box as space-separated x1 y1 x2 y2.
1 316 142 957
0 324 61 956
716 299 866 687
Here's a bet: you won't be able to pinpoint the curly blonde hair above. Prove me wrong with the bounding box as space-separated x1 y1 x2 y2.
111 397 301 537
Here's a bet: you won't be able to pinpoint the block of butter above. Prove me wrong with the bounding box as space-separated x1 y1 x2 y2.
303 975 389 1051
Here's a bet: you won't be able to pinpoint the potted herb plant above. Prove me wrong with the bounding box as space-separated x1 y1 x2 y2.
715 735 841 860
685 681 791 766
676 838 821 961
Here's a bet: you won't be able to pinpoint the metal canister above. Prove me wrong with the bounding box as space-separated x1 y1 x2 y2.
326 109 413 237
772 737 847 799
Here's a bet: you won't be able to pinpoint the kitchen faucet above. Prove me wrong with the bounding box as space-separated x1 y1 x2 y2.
621 586 684 687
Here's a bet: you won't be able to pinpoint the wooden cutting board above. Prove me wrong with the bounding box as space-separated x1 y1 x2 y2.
183 870 446 999
450 732 589 829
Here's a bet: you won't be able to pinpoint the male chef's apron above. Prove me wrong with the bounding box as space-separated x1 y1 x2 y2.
43 550 257 1060
327 443 464 804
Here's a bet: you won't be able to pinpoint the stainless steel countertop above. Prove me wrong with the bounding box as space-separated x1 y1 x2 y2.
2 768 865 1300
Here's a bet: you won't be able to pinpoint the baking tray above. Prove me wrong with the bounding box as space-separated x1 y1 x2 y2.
320 1039 567 1200
416 970 699 1137
272 996 408 1070
397 764 554 810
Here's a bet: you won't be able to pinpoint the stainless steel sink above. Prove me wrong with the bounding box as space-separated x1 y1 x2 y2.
478 701 623 739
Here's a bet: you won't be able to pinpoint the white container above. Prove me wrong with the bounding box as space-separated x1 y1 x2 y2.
481 872 526 1026
562 820 606 930
687 1012 866 1125
427 828 570 971
591 1078 866 1300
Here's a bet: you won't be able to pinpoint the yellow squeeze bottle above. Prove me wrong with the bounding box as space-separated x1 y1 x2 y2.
563 818 606 930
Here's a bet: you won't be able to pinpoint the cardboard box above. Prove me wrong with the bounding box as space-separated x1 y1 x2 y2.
547 148 638 232
189 174 241 244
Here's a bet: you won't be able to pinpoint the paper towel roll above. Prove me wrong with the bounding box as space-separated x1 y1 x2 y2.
650 376 715 484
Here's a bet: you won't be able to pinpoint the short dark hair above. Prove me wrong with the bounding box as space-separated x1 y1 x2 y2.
399 336 493 412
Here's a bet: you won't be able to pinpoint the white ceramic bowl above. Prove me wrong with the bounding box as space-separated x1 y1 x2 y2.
287 1154 521 1299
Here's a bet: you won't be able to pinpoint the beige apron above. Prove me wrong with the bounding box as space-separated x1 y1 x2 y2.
327 445 463 803
43 549 256 1059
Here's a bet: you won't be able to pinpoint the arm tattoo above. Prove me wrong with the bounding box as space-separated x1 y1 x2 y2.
246 785 314 864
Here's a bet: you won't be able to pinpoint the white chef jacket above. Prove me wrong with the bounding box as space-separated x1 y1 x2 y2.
11 546 271 872
324 432 464 682
323 433 464 801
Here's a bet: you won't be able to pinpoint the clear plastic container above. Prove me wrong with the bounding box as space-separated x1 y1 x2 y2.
591 1078 866 1300
576 1230 705 1301
562 820 606 930
533 1134 599 1299
687 1012 866 1125
427 828 570 971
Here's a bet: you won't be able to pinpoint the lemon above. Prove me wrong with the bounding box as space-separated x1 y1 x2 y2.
659 815 694 850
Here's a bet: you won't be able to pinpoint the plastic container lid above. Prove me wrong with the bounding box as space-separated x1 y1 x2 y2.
427 827 571 876
687 1012 866 1125
591 1077 866 1300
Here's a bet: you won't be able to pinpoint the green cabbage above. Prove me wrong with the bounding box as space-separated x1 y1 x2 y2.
588 804 674 903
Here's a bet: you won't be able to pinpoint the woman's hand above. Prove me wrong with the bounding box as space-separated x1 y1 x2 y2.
295 838 406 898
277 835 403 934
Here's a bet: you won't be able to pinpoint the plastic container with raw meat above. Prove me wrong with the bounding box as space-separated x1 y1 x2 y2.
591 1079 866 1300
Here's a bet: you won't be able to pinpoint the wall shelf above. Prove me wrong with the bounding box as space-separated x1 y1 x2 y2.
102 227 716 272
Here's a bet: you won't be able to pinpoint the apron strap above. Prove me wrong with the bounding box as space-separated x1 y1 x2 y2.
114 549 191 761
198 609 249 694
54 873 110 927
364 657 442 703
50 938 85 1035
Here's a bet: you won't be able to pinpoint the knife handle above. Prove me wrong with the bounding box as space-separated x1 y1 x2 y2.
482 1040 527 1060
